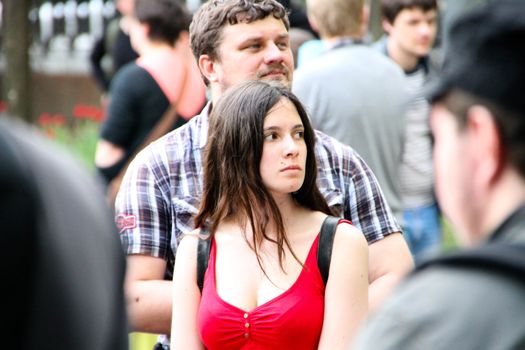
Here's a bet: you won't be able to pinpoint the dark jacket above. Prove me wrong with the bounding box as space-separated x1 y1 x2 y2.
0 117 129 349
353 206 525 350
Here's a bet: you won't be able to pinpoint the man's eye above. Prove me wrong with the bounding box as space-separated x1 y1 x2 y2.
277 41 289 49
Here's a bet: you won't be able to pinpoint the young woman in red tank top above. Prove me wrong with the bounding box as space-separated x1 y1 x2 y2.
171 81 369 349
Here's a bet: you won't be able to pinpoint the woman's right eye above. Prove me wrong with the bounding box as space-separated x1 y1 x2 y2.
264 133 277 141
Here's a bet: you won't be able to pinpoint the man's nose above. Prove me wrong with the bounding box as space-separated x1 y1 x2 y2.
264 41 286 63
419 22 433 37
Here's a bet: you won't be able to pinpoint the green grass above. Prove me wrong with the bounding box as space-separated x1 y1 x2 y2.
441 216 460 252
40 119 99 170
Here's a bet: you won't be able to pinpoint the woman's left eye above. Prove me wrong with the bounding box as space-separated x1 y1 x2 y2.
294 131 304 139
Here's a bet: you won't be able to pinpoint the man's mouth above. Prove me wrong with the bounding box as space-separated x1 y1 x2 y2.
259 67 288 79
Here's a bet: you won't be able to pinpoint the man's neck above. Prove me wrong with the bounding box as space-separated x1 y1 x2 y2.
322 32 363 45
386 39 420 72
140 41 174 56
211 85 223 107
476 170 525 243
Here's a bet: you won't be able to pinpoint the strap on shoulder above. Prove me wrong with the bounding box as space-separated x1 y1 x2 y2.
317 216 340 286
196 227 211 293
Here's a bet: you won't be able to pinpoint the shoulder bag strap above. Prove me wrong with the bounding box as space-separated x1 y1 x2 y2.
197 227 211 293
317 216 340 286
107 67 188 207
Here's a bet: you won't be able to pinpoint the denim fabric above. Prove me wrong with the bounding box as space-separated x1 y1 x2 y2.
403 202 442 263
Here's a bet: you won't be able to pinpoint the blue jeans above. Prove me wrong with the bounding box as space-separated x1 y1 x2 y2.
403 202 442 263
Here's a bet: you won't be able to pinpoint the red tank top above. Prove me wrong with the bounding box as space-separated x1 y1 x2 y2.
198 234 325 350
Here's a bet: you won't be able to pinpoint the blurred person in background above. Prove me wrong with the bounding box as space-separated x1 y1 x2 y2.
353 1 525 348
90 0 139 94
95 0 206 185
0 116 128 350
276 0 316 36
374 0 442 263
293 0 409 228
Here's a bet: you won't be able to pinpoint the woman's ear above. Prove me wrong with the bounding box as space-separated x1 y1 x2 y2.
382 19 393 35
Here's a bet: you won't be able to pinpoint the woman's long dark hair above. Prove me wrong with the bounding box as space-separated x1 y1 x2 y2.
194 80 334 271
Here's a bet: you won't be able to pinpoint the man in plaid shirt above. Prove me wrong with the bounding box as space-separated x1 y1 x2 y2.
116 0 413 346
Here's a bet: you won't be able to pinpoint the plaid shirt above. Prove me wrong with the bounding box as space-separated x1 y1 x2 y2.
117 103 401 277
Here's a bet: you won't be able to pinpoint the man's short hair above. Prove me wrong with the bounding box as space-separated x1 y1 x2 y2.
381 0 438 24
189 0 289 62
439 89 525 180
427 0 525 180
306 0 364 38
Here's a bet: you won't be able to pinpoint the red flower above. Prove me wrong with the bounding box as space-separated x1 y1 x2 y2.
38 112 52 126
73 104 104 122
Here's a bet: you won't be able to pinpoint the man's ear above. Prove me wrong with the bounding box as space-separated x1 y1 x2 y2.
140 21 151 38
198 54 218 84
382 19 393 34
176 31 190 47
466 105 504 185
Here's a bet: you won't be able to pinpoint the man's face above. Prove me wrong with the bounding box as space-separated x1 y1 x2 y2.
210 16 294 92
385 7 437 59
430 103 476 245
127 17 146 54
117 0 135 17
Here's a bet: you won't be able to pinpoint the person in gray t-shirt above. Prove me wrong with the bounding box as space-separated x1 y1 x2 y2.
293 0 409 224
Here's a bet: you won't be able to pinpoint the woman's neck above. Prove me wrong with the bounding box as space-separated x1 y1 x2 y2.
272 193 300 215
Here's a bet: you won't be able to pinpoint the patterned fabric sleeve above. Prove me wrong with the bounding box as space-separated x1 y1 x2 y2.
115 144 172 260
114 112 206 277
315 130 401 244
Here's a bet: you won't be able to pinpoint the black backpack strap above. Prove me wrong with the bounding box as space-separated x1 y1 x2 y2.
196 227 211 293
415 243 525 284
317 216 340 286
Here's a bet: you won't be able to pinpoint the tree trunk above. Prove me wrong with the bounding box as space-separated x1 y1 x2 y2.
3 0 32 122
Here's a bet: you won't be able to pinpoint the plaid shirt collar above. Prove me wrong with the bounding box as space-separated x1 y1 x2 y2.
195 101 213 150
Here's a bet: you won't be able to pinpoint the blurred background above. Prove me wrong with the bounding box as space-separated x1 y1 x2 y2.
0 0 480 127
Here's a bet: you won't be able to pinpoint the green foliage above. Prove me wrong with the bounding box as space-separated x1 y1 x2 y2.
441 216 459 252
38 118 99 170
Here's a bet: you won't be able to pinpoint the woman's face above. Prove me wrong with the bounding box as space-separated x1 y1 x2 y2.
260 98 307 198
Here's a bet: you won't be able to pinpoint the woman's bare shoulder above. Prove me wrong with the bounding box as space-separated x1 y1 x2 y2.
334 219 368 250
